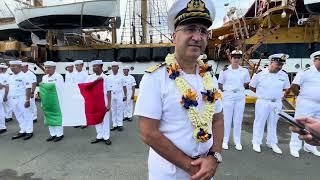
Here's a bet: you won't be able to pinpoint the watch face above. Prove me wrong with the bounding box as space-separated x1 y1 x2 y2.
214 152 223 162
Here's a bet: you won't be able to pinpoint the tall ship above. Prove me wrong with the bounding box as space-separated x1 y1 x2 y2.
0 0 320 84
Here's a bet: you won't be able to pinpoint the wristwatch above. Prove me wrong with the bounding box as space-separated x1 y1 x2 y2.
207 151 223 163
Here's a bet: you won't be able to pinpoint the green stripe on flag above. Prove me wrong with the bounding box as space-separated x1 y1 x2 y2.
39 83 63 126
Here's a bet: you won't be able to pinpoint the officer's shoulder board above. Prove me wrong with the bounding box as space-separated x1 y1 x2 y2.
222 65 229 71
255 69 262 74
145 62 167 73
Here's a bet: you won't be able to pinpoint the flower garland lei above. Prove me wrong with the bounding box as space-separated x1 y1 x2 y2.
165 53 221 143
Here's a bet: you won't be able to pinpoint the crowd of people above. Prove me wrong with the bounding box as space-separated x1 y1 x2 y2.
0 59 136 146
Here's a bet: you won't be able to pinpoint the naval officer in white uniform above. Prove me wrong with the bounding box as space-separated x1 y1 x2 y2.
42 61 65 142
135 1 224 179
108 61 127 131
250 54 290 154
1 64 13 122
289 50 320 158
218 50 250 151
65 62 75 83
87 60 112 145
21 62 38 122
123 66 136 122
0 64 9 134
8 60 33 140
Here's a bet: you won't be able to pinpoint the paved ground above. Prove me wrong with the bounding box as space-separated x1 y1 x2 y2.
0 103 320 180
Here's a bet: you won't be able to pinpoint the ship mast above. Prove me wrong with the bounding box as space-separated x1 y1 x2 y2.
141 0 148 44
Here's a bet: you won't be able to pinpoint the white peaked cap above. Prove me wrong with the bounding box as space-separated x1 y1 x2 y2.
310 50 320 60
111 61 119 66
74 60 84 65
9 60 22 65
91 60 103 65
44 61 56 66
21 62 29 66
66 62 74 67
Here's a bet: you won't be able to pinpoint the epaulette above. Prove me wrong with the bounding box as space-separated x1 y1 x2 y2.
145 62 166 73
256 69 262 74
222 65 229 71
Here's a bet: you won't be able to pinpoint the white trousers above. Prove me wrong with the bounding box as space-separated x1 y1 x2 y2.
124 90 134 118
3 99 12 119
222 97 246 145
252 99 282 145
95 111 110 140
290 97 320 151
48 126 64 137
111 94 124 127
30 97 37 120
9 96 33 133
0 93 5 130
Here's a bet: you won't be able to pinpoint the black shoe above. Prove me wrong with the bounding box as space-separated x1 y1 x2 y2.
117 126 123 131
53 135 64 142
0 129 7 134
33 119 37 123
12 133 26 140
46 136 56 142
23 133 33 140
127 118 132 122
81 126 87 129
105 139 112 145
74 126 80 128
110 127 118 131
5 118 13 123
123 117 129 121
91 138 103 144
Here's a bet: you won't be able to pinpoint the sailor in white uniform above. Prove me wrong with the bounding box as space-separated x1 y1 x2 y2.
108 61 127 131
135 1 224 179
0 64 9 134
289 50 320 158
65 62 75 83
123 66 136 122
8 60 33 140
1 64 13 122
249 54 290 154
42 61 65 142
218 50 250 151
21 62 38 123
73 60 89 128
87 60 112 145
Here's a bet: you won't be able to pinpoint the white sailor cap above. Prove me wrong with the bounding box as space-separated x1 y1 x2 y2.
21 62 29 66
168 0 216 32
0 63 8 68
9 60 22 65
268 53 289 63
91 60 103 65
44 61 56 67
310 51 320 60
231 50 243 57
74 60 84 65
66 62 74 67
111 61 119 66
123 65 130 70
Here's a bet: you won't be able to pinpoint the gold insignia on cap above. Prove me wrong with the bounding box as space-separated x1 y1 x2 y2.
281 54 287 60
187 0 205 12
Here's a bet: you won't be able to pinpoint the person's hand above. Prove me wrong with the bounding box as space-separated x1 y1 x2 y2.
106 104 111 112
3 96 7 102
24 101 30 108
123 96 127 101
131 95 134 100
290 117 320 146
190 157 218 180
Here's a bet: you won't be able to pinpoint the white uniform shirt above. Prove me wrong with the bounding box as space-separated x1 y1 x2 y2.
107 73 126 96
8 72 32 97
134 66 223 157
65 72 76 83
292 65 320 100
73 70 88 84
249 69 290 100
123 74 136 93
24 70 37 85
87 73 110 106
42 72 64 86
218 65 250 100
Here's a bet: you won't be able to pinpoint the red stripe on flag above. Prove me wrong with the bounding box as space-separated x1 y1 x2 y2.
78 79 107 126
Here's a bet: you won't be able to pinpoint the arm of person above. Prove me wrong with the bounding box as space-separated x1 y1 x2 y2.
131 85 135 100
139 116 199 175
123 86 127 101
249 73 259 93
106 91 111 112
218 83 224 92
3 85 8 102
290 84 300 96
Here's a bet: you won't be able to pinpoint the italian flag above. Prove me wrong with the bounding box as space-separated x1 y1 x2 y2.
39 79 107 126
